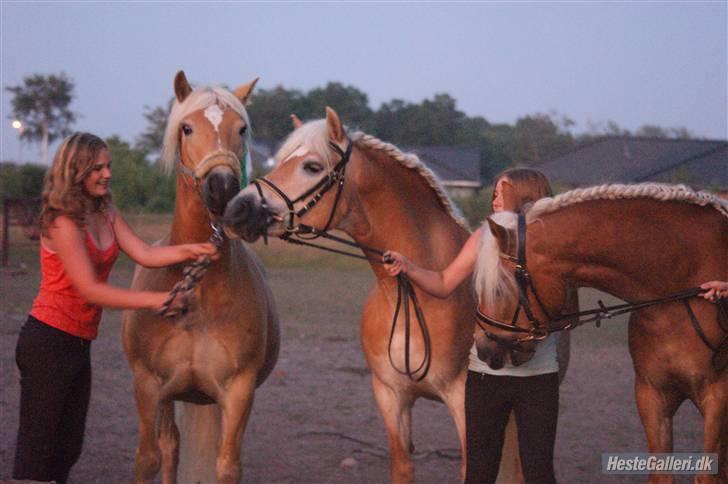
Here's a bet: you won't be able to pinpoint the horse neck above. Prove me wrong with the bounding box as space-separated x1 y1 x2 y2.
530 200 722 300
344 148 469 280
170 174 214 245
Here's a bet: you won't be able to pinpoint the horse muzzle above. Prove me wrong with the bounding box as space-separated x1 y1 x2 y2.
203 168 241 218
223 191 276 242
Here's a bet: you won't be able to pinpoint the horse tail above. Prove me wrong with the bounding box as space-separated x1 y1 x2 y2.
177 402 221 483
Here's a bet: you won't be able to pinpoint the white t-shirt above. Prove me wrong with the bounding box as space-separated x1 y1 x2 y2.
468 332 559 376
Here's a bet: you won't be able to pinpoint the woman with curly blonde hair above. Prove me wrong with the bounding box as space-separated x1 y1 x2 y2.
13 132 218 483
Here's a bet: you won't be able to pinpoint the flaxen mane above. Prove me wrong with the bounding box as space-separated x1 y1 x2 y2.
528 183 728 220
475 182 727 311
275 120 469 231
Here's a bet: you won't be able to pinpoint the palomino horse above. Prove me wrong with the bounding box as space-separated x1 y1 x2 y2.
478 184 727 482
223 107 521 483
122 71 279 483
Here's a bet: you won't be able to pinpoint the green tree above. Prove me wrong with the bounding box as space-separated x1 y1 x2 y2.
107 136 174 212
247 86 307 140
135 98 174 155
0 163 46 201
374 93 477 146
301 82 374 131
5 72 77 164
512 112 575 164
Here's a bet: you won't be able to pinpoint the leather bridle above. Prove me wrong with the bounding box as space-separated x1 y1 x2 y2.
247 138 433 381
251 140 352 239
475 212 726 356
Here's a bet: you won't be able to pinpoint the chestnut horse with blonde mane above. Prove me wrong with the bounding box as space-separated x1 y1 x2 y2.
223 108 521 483
122 71 279 483
478 184 727 483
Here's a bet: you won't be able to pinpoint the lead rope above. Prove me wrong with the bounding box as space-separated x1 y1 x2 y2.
278 225 432 381
158 222 227 318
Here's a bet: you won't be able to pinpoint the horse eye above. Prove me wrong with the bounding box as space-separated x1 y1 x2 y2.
303 161 324 175
239 125 247 137
182 124 193 136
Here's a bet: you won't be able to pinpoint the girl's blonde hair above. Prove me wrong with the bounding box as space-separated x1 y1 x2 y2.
40 132 111 236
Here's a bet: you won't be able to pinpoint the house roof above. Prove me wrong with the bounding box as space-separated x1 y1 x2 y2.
537 137 727 187
402 145 481 184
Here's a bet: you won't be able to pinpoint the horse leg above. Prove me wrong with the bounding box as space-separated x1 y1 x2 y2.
441 375 467 482
695 381 727 483
132 370 163 483
158 401 179 484
216 371 257 484
371 374 415 484
634 377 681 484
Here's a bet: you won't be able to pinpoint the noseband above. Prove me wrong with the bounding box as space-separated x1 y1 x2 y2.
178 149 242 185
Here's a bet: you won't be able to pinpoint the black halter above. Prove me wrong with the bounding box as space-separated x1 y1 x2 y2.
250 139 432 381
476 212 727 357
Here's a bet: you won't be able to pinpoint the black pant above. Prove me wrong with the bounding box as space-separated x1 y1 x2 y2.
465 371 559 484
13 315 92 484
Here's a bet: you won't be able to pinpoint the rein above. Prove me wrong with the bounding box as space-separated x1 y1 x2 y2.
476 212 727 355
252 140 432 381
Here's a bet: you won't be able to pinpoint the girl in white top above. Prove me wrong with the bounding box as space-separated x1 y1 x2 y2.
384 167 573 484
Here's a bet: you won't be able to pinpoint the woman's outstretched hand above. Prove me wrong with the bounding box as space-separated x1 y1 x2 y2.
383 250 409 276
183 242 220 262
700 280 728 301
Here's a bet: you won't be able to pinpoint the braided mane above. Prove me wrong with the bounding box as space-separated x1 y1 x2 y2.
528 183 728 220
276 120 470 231
350 131 470 231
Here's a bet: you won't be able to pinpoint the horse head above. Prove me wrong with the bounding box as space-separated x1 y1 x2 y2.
163 70 258 219
474 212 568 368
224 107 354 241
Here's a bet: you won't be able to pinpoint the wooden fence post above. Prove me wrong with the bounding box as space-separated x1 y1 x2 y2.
2 198 9 267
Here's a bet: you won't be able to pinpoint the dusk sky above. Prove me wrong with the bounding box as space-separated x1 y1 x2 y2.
1 1 726 164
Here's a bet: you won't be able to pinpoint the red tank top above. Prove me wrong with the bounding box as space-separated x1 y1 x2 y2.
30 216 120 340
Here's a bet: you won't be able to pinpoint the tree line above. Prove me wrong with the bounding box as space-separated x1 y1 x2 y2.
4 73 698 221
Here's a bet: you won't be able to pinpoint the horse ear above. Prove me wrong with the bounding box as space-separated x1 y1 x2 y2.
290 114 304 129
325 106 345 143
234 77 259 105
486 217 509 250
174 70 193 102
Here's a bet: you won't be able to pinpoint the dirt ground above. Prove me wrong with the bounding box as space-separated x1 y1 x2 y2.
0 228 705 483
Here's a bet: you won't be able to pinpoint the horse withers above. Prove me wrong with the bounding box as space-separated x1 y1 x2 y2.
122 71 279 484
480 185 727 483
223 107 524 483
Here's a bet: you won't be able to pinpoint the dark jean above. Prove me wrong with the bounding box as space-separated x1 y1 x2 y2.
465 370 559 484
13 315 92 484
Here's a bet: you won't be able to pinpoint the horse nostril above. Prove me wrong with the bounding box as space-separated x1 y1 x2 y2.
224 196 251 226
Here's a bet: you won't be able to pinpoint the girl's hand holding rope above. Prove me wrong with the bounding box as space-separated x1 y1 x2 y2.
157 223 226 319
701 281 728 301
382 250 409 276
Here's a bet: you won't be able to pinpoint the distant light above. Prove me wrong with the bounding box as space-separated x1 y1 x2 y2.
12 120 23 130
